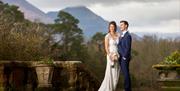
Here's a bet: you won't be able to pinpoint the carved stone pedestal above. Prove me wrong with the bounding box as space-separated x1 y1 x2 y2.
34 64 54 88
153 64 180 91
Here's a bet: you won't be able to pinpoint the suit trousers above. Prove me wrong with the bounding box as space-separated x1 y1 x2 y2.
119 58 132 91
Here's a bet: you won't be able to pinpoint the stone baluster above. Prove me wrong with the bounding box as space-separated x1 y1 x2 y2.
0 65 4 91
68 63 78 91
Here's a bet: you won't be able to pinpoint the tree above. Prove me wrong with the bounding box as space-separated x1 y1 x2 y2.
91 32 106 52
50 11 88 61
0 3 51 61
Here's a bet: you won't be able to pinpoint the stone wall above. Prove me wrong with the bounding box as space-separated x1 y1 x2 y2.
0 61 100 91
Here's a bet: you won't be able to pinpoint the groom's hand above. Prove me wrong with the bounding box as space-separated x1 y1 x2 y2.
122 57 127 61
122 57 126 60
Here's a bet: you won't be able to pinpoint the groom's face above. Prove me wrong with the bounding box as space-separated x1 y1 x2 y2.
120 23 127 31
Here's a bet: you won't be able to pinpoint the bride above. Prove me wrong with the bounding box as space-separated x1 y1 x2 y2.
98 21 120 91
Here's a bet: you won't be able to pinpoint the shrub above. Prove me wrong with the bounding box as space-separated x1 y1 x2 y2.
161 50 180 65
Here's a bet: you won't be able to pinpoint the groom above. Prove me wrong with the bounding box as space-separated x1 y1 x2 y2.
118 20 132 91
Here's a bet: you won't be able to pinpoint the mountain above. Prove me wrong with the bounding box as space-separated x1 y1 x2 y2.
47 6 109 38
47 7 142 40
131 33 142 40
1 0 54 24
135 32 180 40
1 0 140 39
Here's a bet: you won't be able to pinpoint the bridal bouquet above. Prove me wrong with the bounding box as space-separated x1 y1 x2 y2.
110 52 120 61
109 52 119 68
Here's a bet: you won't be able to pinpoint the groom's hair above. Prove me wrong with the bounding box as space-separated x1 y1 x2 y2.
120 20 129 29
108 21 117 32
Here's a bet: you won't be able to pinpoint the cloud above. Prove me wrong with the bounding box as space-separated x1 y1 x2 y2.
88 0 180 33
131 19 180 33
89 0 180 26
26 0 180 33
26 0 173 12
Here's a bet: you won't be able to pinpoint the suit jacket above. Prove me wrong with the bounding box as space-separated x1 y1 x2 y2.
118 31 132 60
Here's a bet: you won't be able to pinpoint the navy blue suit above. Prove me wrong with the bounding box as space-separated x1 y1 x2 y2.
118 31 132 91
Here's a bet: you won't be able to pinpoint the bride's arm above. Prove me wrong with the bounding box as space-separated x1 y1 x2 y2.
105 36 110 56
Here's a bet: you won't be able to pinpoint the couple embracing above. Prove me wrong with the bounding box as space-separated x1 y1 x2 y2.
98 20 132 91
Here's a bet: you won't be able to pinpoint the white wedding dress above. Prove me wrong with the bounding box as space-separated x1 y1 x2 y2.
98 33 120 91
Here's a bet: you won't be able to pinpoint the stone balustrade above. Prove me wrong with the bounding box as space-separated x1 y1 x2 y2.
0 61 100 91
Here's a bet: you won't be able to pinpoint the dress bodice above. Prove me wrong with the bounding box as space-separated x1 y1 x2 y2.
105 33 120 53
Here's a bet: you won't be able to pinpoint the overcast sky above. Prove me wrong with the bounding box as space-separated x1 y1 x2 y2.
26 0 180 33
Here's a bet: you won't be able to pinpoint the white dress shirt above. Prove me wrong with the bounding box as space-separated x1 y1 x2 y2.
121 30 128 37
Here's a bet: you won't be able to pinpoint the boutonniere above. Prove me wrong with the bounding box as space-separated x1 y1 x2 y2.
121 34 124 38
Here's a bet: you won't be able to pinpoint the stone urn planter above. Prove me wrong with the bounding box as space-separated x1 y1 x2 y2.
153 64 180 91
32 57 54 88
152 51 180 91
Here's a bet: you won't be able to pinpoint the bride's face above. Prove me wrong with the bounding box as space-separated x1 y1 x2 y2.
109 24 115 33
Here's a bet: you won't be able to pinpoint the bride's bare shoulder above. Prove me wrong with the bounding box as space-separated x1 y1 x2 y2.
105 33 110 39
